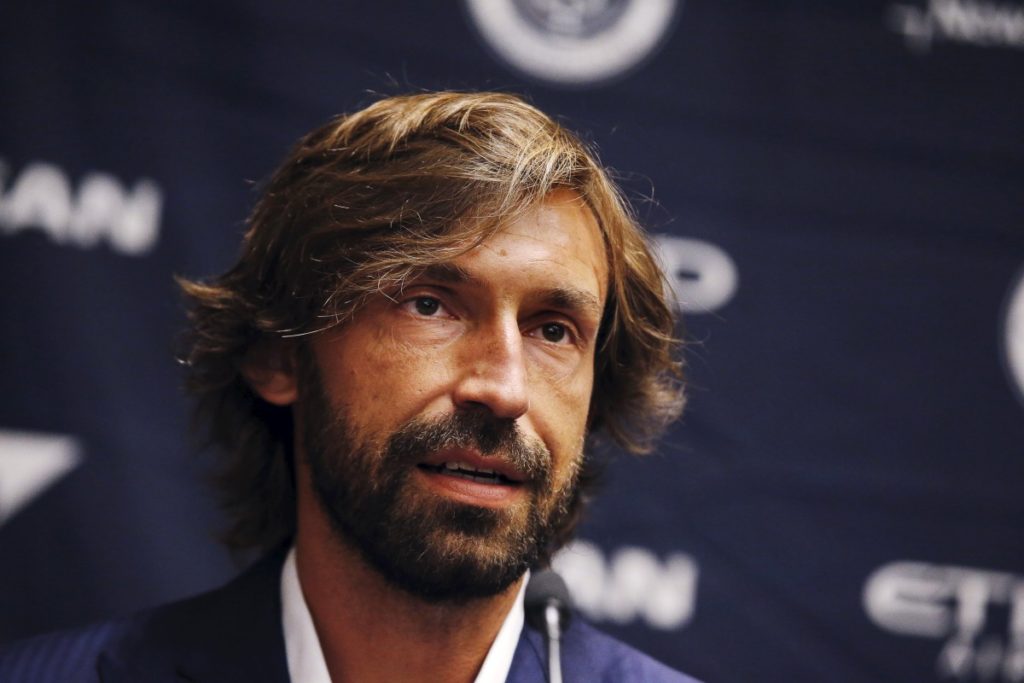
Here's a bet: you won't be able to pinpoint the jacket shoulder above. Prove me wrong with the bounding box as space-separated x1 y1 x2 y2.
0 619 130 683
565 620 701 683
511 618 701 683
0 550 289 683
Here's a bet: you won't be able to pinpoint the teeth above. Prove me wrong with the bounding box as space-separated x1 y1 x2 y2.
442 461 496 476
414 459 522 485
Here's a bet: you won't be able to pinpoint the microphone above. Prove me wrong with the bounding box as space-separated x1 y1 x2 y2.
525 569 573 683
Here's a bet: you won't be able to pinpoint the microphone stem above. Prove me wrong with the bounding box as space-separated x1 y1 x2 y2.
544 603 563 683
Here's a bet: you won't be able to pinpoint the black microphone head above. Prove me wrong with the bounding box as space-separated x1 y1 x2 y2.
525 569 573 632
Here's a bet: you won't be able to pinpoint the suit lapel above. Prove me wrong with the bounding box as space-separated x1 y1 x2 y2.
98 550 291 683
172 550 291 682
506 626 547 683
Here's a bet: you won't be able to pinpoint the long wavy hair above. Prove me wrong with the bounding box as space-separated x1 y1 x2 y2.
178 91 684 553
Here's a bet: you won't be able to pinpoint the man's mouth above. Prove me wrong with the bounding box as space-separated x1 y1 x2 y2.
417 461 522 486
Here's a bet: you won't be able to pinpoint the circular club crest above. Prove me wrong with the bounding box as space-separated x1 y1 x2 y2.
1004 267 1024 405
465 0 679 86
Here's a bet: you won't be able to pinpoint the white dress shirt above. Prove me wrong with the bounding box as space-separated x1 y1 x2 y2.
280 547 526 683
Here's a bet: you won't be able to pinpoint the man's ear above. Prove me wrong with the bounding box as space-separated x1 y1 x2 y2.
240 341 299 406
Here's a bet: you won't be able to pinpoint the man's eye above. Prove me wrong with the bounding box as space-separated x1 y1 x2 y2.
538 322 569 344
410 296 441 316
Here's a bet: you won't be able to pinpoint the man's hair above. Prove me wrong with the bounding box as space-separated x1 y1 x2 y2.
178 91 684 552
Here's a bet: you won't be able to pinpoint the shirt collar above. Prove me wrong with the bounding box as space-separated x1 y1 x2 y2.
280 546 527 683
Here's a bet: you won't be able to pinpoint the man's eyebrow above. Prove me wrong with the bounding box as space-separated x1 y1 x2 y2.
411 263 604 319
539 287 604 320
414 263 473 285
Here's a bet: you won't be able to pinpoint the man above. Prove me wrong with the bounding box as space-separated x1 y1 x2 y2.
0 92 696 682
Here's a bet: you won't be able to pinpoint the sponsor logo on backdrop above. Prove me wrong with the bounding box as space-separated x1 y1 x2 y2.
653 234 738 314
0 430 81 525
864 561 1024 681
464 0 679 86
888 0 1024 52
553 539 698 629
0 158 163 256
1004 268 1024 406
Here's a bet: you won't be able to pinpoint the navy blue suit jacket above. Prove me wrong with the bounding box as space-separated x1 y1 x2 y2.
0 552 698 682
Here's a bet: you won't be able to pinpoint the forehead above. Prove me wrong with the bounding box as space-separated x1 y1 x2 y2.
450 189 609 307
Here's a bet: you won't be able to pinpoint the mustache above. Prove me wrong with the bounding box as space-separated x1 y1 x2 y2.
386 410 551 485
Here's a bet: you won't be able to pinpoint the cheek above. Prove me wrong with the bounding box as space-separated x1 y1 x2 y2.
526 343 590 385
389 315 462 348
533 363 593 481
319 326 456 430
533 345 595 412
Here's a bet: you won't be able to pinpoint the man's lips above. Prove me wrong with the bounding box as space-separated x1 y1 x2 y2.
416 448 527 486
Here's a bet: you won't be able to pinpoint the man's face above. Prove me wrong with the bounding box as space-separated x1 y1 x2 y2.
298 189 608 602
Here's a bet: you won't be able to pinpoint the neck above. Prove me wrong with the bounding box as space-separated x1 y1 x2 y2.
293 494 523 683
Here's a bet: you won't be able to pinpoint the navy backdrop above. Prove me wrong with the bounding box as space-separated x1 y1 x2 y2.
2 1 1023 682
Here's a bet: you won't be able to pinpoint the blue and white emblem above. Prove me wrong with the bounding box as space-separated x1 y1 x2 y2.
1004 267 1024 405
465 0 679 86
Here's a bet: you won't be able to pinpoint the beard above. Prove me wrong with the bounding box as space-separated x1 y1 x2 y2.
299 368 582 603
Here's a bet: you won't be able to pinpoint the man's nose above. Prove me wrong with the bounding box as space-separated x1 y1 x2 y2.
452 319 530 420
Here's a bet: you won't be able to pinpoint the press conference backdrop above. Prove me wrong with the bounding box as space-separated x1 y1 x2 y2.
1 1 1022 681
